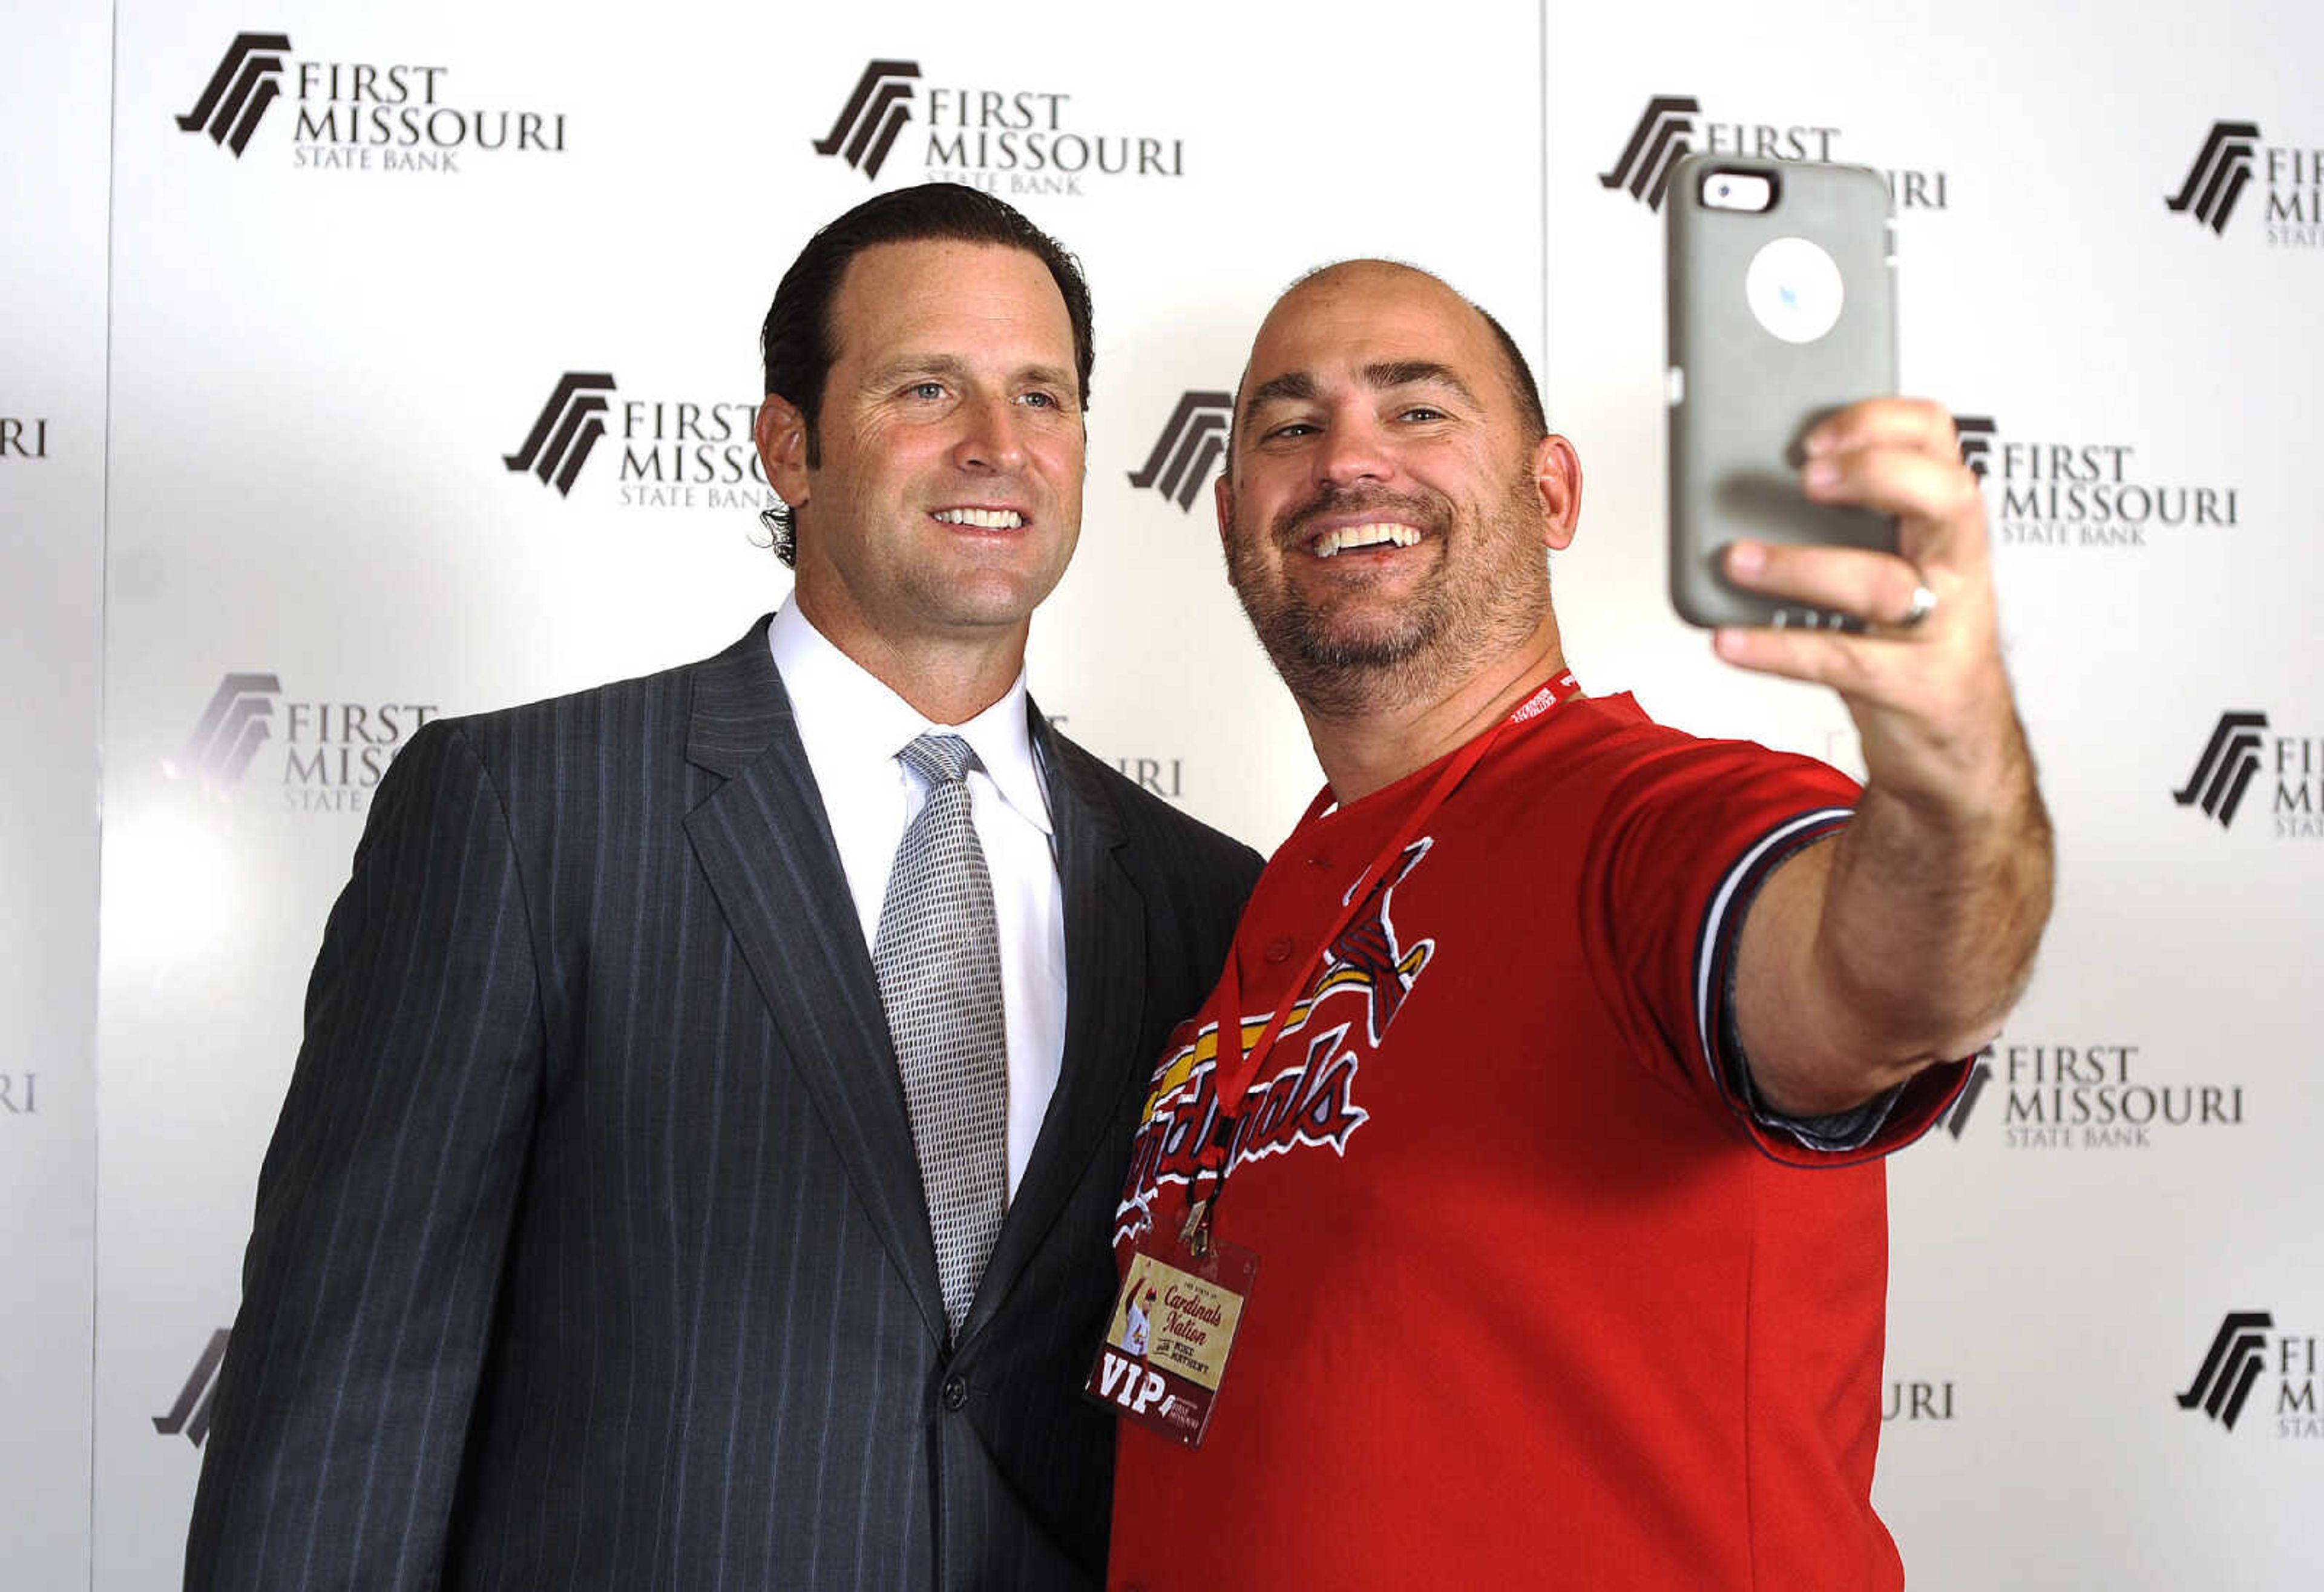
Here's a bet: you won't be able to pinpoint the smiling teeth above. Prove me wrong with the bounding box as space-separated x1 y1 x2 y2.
1313 523 1422 558
934 508 1024 528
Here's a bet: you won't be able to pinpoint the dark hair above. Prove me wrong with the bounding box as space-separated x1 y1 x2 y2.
757 183 1095 566
1473 301 1549 445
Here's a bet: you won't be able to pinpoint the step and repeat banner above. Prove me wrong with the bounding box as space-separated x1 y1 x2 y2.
0 1 109 1584
4 0 2316 1585
82 2 1543 1587
1544 4 2322 1588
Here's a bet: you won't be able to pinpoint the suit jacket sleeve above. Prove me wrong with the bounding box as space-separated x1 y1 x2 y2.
185 719 543 1590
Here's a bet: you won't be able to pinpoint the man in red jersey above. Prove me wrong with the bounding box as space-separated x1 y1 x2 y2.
1103 261 2052 1590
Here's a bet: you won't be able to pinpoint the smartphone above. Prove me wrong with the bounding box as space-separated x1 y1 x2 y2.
1666 153 1897 630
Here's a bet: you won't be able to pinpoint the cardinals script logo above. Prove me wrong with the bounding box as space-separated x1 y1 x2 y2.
1114 841 1436 1243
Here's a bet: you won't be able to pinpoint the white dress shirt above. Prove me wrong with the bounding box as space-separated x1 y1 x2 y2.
767 597 1067 1200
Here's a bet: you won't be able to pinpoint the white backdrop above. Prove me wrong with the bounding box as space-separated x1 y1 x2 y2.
0 0 109 1581
1544 6 2324 1585
6 0 2319 1585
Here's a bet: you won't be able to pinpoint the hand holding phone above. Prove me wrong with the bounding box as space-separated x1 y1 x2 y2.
1666 153 1897 630
1659 162 2051 1154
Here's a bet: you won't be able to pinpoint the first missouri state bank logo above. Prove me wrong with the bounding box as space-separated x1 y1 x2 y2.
812 57 1186 196
2165 120 2324 247
2 416 51 460
1933 1059 1993 1139
176 31 292 156
2167 122 2262 233
2178 1312 2323 1438
174 31 568 172
1952 413 2241 550
1128 391 1233 513
2181 1313 2274 1430
2175 711 2269 827
814 61 923 179
505 372 617 496
503 372 775 511
1953 416 1995 479
1599 97 1702 209
2173 710 2324 840
154 1329 234 1447
1939 1038 2247 1151
1599 94 1948 213
165 674 439 813
164 673 284 793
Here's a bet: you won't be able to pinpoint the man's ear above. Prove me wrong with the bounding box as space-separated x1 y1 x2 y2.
1534 433 1583 551
1213 470 1235 553
756 395 811 510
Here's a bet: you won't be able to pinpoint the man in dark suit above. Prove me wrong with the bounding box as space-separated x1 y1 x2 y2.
186 185 1260 1590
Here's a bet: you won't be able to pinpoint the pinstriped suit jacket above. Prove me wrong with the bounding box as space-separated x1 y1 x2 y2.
184 618 1261 1590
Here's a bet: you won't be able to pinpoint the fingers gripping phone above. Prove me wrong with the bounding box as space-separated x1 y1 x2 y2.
1666 153 1898 630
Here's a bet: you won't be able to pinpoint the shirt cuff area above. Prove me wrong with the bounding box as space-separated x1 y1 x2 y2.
1694 807 1905 1156
1718 944 1903 1153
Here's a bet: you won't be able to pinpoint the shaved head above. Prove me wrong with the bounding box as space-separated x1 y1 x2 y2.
1233 261 1548 465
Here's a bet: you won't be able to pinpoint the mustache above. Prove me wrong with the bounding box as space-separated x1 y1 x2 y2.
1270 482 1452 548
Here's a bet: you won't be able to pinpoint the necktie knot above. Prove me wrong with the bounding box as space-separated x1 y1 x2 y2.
899 732 977 791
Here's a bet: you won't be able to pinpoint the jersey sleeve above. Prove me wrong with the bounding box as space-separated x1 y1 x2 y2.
1577 731 1966 1166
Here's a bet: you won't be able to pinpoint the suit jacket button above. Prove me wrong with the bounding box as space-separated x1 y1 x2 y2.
940 1374 969 1412
1263 935 1295 964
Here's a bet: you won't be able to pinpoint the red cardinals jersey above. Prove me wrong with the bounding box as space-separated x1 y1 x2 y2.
1107 694 1963 1591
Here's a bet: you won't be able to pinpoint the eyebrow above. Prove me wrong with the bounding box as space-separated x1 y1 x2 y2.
1018 362 1080 396
1242 369 1321 413
1238 361 1483 436
862 353 971 390
1362 360 1482 407
862 353 1080 396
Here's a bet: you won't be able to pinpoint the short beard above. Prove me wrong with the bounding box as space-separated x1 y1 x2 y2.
1224 472 1551 720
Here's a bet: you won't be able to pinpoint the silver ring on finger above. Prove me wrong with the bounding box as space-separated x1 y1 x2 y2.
1899 581 1938 629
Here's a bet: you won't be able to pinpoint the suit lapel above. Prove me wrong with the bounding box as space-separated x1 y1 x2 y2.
679 619 947 1343
966 710 1149 1340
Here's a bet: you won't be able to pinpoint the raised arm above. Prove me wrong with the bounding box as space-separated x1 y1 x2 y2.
1713 398 2054 1116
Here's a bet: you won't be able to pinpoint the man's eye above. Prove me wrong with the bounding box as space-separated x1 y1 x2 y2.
1019 390 1057 409
1400 406 1446 422
907 381 946 400
1262 422 1317 441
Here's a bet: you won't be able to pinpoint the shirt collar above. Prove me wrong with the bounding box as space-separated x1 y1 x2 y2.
767 596 1053 836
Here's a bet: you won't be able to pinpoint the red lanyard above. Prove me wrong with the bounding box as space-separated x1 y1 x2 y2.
1194 672 1580 1180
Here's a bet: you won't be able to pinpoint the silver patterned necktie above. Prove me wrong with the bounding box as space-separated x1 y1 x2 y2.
872 732 1009 1339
